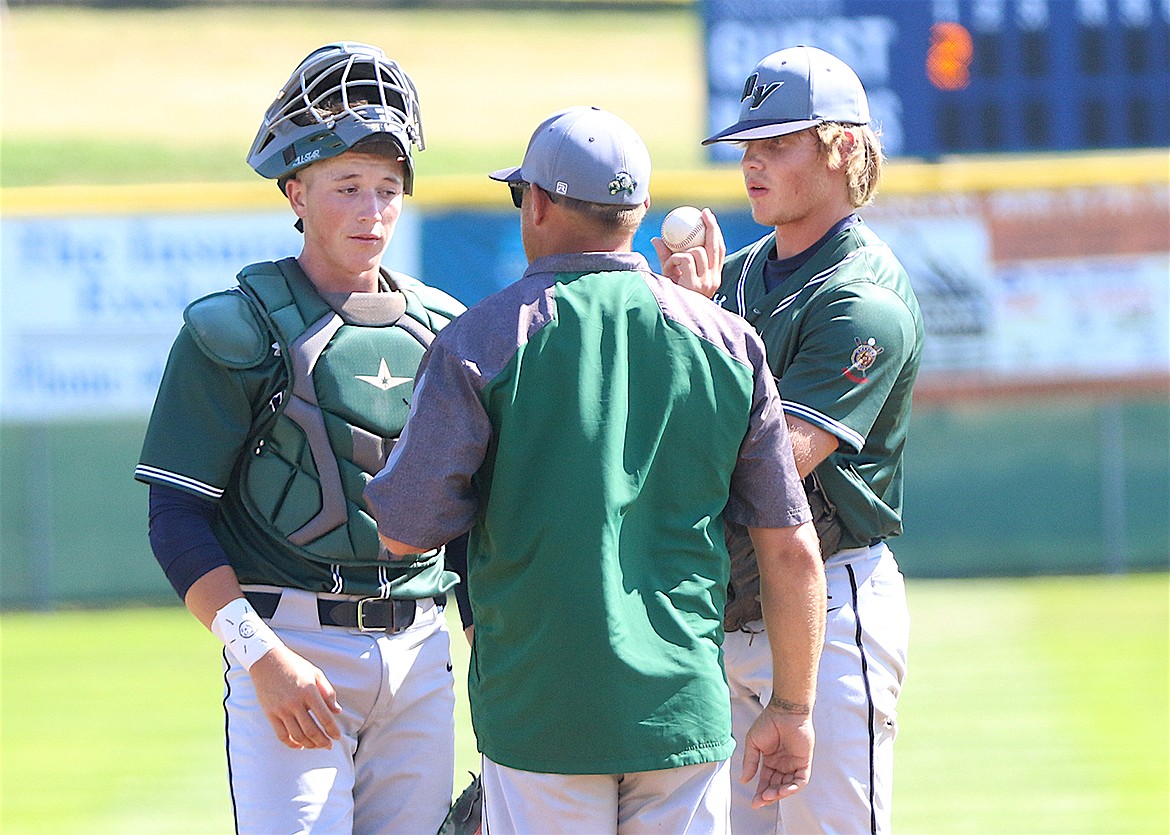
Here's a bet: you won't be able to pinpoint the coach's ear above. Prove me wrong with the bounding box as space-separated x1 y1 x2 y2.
530 183 558 225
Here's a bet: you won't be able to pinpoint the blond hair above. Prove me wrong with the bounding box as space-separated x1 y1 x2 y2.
816 123 884 208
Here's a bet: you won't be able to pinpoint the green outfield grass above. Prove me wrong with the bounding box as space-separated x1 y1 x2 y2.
1 573 1166 834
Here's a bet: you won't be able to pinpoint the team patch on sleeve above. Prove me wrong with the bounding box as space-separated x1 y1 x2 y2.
842 337 884 384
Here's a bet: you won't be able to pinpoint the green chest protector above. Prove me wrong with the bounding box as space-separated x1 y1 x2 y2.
185 258 459 568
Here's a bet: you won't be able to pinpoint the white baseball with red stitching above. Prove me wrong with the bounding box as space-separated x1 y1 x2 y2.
661 206 706 252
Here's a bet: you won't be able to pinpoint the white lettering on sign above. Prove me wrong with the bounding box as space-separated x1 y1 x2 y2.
708 16 897 90
707 16 903 156
0 211 419 419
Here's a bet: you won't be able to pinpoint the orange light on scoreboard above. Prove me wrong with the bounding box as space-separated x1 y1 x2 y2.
704 1 1170 156
927 21 974 91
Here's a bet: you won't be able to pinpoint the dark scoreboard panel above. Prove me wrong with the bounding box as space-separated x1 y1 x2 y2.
703 0 1170 159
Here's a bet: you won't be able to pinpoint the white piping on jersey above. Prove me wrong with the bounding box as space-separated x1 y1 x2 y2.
134 464 224 499
784 399 866 453
328 555 409 597
733 237 884 455
736 240 886 320
767 250 864 318
733 236 773 316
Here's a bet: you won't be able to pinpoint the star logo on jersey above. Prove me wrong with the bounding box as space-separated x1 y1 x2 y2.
842 337 884 383
355 359 412 392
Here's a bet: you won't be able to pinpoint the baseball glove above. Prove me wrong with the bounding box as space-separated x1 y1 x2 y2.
437 772 483 835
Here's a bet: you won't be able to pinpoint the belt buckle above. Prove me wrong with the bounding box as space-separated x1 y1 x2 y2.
355 597 388 633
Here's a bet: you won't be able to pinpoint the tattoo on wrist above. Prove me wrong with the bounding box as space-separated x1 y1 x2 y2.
767 695 811 715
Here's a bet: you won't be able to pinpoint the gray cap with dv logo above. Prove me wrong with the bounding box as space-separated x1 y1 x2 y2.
703 45 870 145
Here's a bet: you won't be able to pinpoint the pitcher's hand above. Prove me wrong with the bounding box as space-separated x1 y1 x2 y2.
740 704 814 807
651 208 725 298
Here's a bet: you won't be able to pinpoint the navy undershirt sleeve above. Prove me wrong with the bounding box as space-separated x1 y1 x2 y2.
147 483 231 600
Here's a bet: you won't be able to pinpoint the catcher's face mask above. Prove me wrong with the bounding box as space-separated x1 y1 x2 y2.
248 41 425 195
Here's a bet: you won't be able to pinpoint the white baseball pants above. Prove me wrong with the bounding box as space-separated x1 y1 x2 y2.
723 542 909 835
480 755 731 834
222 587 455 834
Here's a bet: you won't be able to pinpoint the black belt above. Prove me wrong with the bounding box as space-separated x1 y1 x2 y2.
245 591 444 634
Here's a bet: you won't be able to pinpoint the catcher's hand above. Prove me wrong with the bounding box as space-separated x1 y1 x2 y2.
437 772 482 835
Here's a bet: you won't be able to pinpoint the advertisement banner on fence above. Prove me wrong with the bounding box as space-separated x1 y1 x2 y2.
0 211 419 420
865 182 1170 377
2 182 1166 420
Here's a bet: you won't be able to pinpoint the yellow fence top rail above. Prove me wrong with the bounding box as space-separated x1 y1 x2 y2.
3 149 1166 217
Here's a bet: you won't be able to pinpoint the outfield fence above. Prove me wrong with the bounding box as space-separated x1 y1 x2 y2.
1 151 1167 609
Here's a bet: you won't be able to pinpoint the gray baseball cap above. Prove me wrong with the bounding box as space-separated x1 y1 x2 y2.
703 45 869 145
490 106 650 205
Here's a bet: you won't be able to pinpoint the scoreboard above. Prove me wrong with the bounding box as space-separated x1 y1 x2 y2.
703 0 1170 159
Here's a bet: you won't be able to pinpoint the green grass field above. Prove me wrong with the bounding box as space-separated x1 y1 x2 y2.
2 574 1167 834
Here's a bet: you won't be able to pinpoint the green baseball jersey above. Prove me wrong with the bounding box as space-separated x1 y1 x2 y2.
136 258 464 598
718 221 924 550
367 252 810 775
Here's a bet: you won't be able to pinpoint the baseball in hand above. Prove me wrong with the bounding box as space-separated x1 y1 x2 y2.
661 206 706 252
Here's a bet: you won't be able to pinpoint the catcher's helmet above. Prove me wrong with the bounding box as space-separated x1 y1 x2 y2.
247 42 425 193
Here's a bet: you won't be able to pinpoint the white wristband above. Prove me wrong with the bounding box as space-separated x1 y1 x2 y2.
210 597 283 671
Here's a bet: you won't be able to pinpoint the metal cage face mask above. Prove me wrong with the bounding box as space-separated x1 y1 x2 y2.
247 42 425 193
